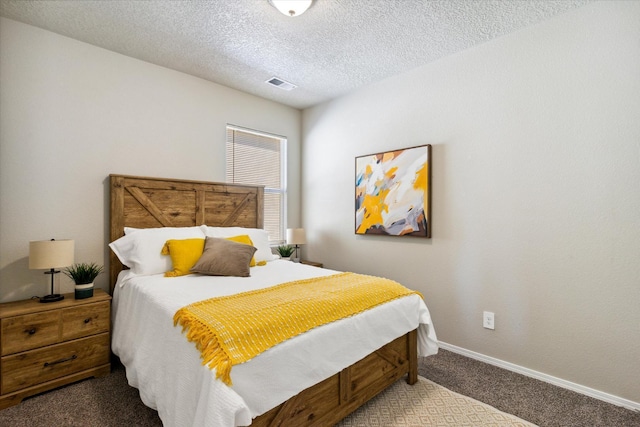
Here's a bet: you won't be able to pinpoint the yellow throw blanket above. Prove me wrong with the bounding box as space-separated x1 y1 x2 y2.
173 272 421 385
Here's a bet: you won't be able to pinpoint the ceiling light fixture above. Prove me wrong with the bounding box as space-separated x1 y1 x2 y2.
269 0 313 17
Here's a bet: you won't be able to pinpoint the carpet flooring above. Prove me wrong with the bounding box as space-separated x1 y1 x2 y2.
418 350 640 427
0 349 638 426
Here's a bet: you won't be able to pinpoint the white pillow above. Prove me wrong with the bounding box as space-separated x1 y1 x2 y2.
199 225 277 263
110 226 205 276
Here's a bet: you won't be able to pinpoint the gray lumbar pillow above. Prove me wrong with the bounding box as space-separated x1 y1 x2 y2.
191 237 257 277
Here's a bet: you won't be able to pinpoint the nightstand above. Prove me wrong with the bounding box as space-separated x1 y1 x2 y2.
300 260 323 268
0 288 111 409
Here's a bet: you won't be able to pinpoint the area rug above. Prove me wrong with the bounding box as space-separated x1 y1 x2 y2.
337 376 537 427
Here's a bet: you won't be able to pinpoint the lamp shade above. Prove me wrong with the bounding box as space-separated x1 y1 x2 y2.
286 228 306 245
29 239 75 269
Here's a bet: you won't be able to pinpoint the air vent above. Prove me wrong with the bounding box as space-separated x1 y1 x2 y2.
266 77 297 91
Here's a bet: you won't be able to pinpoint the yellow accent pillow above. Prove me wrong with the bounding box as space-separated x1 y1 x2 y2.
225 235 256 267
161 238 205 277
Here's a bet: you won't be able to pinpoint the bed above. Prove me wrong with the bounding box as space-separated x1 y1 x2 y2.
108 174 438 426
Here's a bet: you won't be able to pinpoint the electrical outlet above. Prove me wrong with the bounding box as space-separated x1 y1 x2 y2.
483 311 495 330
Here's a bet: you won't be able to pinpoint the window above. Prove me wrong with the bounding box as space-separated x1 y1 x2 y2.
226 125 286 244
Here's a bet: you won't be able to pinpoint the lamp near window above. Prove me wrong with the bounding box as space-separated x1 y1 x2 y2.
29 239 74 303
268 0 313 17
286 228 306 263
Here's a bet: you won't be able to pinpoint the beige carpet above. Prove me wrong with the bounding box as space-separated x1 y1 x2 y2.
337 376 537 427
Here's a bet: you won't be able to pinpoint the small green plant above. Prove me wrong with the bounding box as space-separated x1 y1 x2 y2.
276 245 295 258
63 262 104 284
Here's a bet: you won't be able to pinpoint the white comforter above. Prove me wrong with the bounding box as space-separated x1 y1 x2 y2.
111 260 438 427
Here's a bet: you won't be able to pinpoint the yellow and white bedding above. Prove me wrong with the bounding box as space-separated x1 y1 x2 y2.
112 260 438 427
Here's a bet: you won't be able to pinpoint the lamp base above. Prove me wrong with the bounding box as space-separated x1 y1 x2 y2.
40 294 64 303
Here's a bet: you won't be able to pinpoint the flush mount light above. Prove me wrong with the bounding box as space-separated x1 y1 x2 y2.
269 0 313 17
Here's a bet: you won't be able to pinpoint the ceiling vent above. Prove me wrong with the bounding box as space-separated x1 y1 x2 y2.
266 77 297 91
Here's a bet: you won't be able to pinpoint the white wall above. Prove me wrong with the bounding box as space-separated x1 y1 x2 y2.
0 17 301 302
302 1 640 404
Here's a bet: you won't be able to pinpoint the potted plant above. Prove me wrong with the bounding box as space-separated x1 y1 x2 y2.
63 262 104 299
276 244 295 260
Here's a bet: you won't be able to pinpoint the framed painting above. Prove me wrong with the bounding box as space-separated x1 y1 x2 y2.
355 144 431 237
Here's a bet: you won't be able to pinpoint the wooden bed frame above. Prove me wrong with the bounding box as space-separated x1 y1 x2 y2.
109 174 417 426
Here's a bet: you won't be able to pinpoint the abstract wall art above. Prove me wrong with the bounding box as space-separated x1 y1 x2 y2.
355 144 431 237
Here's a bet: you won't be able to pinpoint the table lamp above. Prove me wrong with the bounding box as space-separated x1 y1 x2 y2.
29 239 75 303
286 228 306 263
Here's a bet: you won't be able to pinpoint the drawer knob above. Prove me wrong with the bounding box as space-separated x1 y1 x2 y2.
84 318 92 324
27 328 37 335
44 354 78 367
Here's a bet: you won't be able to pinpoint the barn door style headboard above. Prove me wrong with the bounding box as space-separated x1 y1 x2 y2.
109 174 264 292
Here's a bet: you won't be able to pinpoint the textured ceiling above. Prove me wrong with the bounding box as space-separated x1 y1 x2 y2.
0 0 590 109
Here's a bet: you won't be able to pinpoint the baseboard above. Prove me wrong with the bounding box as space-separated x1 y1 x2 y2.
438 341 640 412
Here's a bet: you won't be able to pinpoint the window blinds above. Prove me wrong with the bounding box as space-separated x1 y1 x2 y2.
226 127 285 243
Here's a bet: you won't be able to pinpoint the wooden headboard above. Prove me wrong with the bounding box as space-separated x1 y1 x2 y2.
109 174 264 293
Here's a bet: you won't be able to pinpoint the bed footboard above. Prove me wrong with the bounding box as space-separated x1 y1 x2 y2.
251 329 417 427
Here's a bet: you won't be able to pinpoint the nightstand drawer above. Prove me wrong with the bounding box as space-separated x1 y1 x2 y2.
62 301 110 341
1 311 60 356
1 333 110 394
